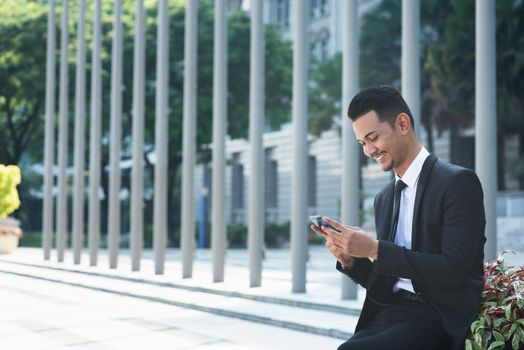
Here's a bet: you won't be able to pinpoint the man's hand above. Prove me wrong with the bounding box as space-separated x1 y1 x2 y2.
311 223 354 267
311 216 379 262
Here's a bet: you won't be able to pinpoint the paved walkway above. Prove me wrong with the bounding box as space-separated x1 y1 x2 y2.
0 247 365 350
1 247 522 349
0 270 346 349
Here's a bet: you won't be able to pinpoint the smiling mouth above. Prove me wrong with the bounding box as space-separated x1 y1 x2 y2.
374 153 386 161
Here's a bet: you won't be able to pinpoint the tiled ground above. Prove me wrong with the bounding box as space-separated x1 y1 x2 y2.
0 269 341 350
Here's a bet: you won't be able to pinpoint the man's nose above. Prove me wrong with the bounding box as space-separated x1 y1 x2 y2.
365 144 377 157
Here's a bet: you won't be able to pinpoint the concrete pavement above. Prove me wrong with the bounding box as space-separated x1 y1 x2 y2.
0 247 364 349
1 247 522 350
0 271 343 349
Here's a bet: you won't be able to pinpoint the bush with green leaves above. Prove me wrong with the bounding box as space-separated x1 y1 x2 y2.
466 252 524 350
265 222 290 248
227 224 248 248
0 165 21 218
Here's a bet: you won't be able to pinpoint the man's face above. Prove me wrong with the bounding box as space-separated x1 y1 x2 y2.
352 110 404 172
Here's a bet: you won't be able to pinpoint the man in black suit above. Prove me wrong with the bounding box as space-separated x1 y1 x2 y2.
311 85 486 350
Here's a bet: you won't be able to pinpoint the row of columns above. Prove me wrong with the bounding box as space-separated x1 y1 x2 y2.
41 0 497 300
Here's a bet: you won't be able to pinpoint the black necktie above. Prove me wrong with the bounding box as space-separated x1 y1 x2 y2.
389 180 407 242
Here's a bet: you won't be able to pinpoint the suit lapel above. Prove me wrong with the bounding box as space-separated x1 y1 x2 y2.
378 180 395 241
411 154 438 248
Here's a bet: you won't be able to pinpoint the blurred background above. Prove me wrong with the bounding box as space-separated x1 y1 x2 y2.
0 0 522 252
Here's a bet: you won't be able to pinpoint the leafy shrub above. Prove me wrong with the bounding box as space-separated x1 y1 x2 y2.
0 165 21 218
466 252 524 350
265 221 290 248
19 231 41 247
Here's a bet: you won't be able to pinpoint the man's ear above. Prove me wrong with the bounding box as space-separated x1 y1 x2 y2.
397 113 411 135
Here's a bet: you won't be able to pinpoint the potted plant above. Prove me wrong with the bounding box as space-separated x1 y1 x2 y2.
466 251 524 350
0 164 22 254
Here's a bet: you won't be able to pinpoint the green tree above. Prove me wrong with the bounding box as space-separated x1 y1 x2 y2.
0 0 48 165
358 0 452 153
308 0 452 149
308 54 341 137
0 0 293 241
139 0 293 243
308 0 524 191
426 0 524 189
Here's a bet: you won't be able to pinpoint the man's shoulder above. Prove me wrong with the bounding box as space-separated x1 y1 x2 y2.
432 158 479 182
428 158 484 198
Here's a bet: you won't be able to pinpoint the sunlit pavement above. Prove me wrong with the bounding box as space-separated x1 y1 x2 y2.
1 247 522 350
0 247 362 350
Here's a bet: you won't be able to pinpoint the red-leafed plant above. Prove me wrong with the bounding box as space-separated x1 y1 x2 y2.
466 251 524 350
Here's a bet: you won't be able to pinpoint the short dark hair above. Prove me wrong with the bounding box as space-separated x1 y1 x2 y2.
347 85 415 130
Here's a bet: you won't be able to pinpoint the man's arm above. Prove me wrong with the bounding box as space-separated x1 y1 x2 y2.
336 257 375 289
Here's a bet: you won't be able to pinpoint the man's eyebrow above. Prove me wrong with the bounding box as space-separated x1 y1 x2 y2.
357 131 378 143
364 131 378 139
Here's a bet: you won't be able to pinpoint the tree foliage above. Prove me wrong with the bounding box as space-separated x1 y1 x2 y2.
0 0 48 165
0 0 293 238
308 53 341 137
308 0 524 188
426 0 524 188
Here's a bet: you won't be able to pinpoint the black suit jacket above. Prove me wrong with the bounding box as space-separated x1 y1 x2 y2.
337 154 486 350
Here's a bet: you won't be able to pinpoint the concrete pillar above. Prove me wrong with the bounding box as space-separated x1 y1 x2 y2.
340 0 359 300
475 0 497 260
43 0 56 261
72 0 87 265
130 0 145 271
153 0 169 275
88 0 102 267
181 0 198 279
211 0 227 283
248 0 265 288
401 0 421 136
291 0 309 293
108 0 123 269
56 0 69 263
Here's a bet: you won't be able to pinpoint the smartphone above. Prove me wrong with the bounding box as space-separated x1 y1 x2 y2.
309 215 341 233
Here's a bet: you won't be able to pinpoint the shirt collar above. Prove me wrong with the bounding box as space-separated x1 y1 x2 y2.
395 147 430 188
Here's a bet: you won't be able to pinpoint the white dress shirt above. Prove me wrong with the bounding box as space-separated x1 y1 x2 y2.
392 146 430 293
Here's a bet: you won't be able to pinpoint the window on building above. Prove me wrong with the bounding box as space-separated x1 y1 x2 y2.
320 0 328 15
308 156 317 207
203 164 212 197
284 0 290 26
265 149 278 221
310 41 317 60
321 38 329 62
201 164 212 234
277 0 290 28
310 0 318 18
231 154 244 223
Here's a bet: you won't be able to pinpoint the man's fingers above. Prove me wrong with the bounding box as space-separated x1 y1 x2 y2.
322 216 344 231
311 225 327 238
321 224 339 238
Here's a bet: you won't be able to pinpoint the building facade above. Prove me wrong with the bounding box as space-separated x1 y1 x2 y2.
194 127 452 229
